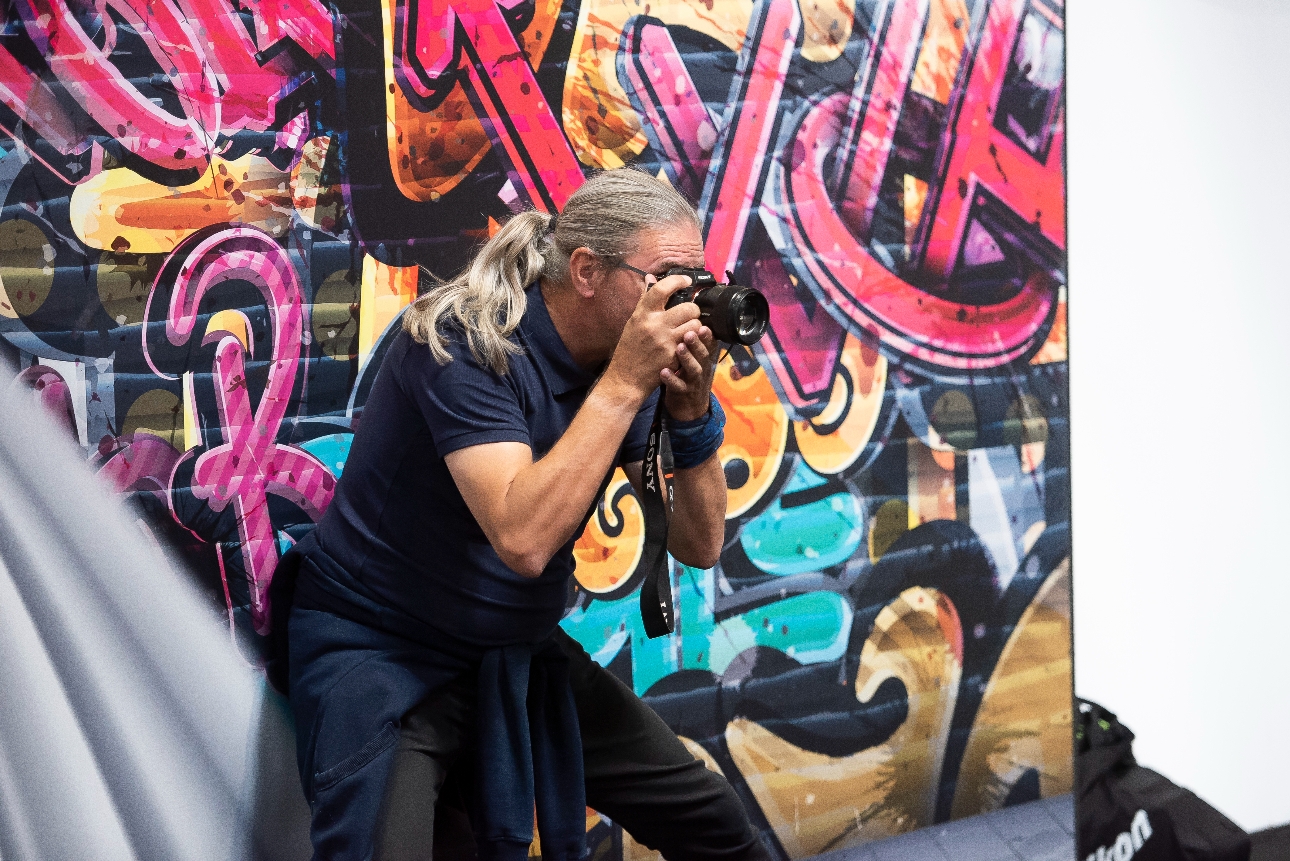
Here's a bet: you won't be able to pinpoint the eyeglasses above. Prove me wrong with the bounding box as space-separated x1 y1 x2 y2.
614 261 665 284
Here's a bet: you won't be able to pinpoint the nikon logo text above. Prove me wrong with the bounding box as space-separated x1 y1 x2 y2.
1086 809 1153 861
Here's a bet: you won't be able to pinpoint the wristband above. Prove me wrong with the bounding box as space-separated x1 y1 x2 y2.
665 394 725 469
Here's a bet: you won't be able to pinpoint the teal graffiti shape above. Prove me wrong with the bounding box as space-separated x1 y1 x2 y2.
299 432 353 477
740 461 863 576
562 563 851 696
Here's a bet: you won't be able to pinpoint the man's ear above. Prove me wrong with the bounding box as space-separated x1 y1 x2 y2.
568 247 603 300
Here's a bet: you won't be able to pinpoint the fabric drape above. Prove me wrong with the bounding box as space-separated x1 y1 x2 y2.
0 366 312 861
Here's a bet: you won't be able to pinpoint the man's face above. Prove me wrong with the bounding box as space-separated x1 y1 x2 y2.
600 220 706 333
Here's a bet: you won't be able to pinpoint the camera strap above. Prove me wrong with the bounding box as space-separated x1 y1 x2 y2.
638 388 675 638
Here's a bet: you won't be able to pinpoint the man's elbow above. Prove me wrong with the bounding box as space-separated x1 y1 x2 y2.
496 542 549 579
691 550 722 571
674 538 723 571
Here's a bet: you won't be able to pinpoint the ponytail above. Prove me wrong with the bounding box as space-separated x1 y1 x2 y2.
403 210 555 375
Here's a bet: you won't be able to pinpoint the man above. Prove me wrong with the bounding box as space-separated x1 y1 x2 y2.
283 169 768 861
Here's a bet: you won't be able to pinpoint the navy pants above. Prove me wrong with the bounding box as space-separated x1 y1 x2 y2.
373 630 770 861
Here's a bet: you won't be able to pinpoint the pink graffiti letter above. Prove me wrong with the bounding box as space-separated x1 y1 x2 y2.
163 227 336 634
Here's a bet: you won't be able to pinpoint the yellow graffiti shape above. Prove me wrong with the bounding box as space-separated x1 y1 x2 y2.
70 155 294 254
182 371 201 452
930 390 978 450
725 588 962 858
292 136 347 233
798 0 856 64
713 352 789 519
359 255 419 368
381 0 563 200
867 498 909 563
563 0 753 170
906 437 957 528
1004 393 1049 474
903 174 929 254
1031 289 1067 366
622 828 664 861
795 333 887 475
909 0 970 105
0 219 55 318
122 388 185 450
97 252 162 327
950 559 1072 818
313 270 362 362
574 467 645 595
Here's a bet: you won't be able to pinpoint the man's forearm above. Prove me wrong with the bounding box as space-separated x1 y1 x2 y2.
448 376 646 578
666 452 726 570
502 380 647 575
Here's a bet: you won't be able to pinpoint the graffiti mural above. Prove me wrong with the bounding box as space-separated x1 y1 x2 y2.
0 0 1070 854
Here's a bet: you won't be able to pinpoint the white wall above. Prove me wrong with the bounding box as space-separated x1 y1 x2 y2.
1067 0 1290 834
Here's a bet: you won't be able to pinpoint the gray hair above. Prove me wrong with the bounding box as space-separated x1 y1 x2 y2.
403 169 700 374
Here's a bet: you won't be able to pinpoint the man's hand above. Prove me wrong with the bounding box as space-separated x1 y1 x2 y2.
660 324 718 422
601 272 704 401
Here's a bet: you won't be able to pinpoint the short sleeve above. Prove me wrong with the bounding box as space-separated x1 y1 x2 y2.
619 388 660 465
400 336 531 457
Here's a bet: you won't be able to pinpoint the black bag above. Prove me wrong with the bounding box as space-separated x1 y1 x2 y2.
1076 699 1250 861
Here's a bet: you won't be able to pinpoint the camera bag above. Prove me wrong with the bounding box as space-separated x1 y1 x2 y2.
1076 698 1250 861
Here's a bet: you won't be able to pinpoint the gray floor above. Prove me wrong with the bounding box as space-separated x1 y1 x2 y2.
811 795 1075 861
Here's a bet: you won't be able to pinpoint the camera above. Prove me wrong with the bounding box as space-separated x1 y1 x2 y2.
662 268 769 346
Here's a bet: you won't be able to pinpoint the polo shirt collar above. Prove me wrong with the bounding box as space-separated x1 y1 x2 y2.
521 283 598 395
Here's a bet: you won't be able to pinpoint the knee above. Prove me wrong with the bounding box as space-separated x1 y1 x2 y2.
642 766 767 861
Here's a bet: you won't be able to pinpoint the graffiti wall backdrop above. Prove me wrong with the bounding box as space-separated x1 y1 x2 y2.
0 0 1069 854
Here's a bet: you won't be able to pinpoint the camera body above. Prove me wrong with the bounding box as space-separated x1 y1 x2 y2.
662 267 769 346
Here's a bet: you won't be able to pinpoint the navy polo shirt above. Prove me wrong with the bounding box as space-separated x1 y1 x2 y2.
314 283 656 646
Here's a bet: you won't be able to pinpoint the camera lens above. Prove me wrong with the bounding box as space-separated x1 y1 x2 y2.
713 287 768 345
733 290 769 344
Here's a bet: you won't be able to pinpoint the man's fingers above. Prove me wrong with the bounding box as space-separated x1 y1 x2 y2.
681 329 713 363
661 304 700 329
669 318 704 341
675 342 706 379
639 272 693 311
697 326 717 356
660 367 693 393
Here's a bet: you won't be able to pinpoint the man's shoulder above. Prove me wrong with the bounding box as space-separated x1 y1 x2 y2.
395 322 535 394
396 321 473 371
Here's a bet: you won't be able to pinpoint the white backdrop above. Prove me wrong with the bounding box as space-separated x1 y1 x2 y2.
1067 0 1290 834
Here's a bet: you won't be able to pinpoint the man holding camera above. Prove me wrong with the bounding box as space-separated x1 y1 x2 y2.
281 169 770 861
